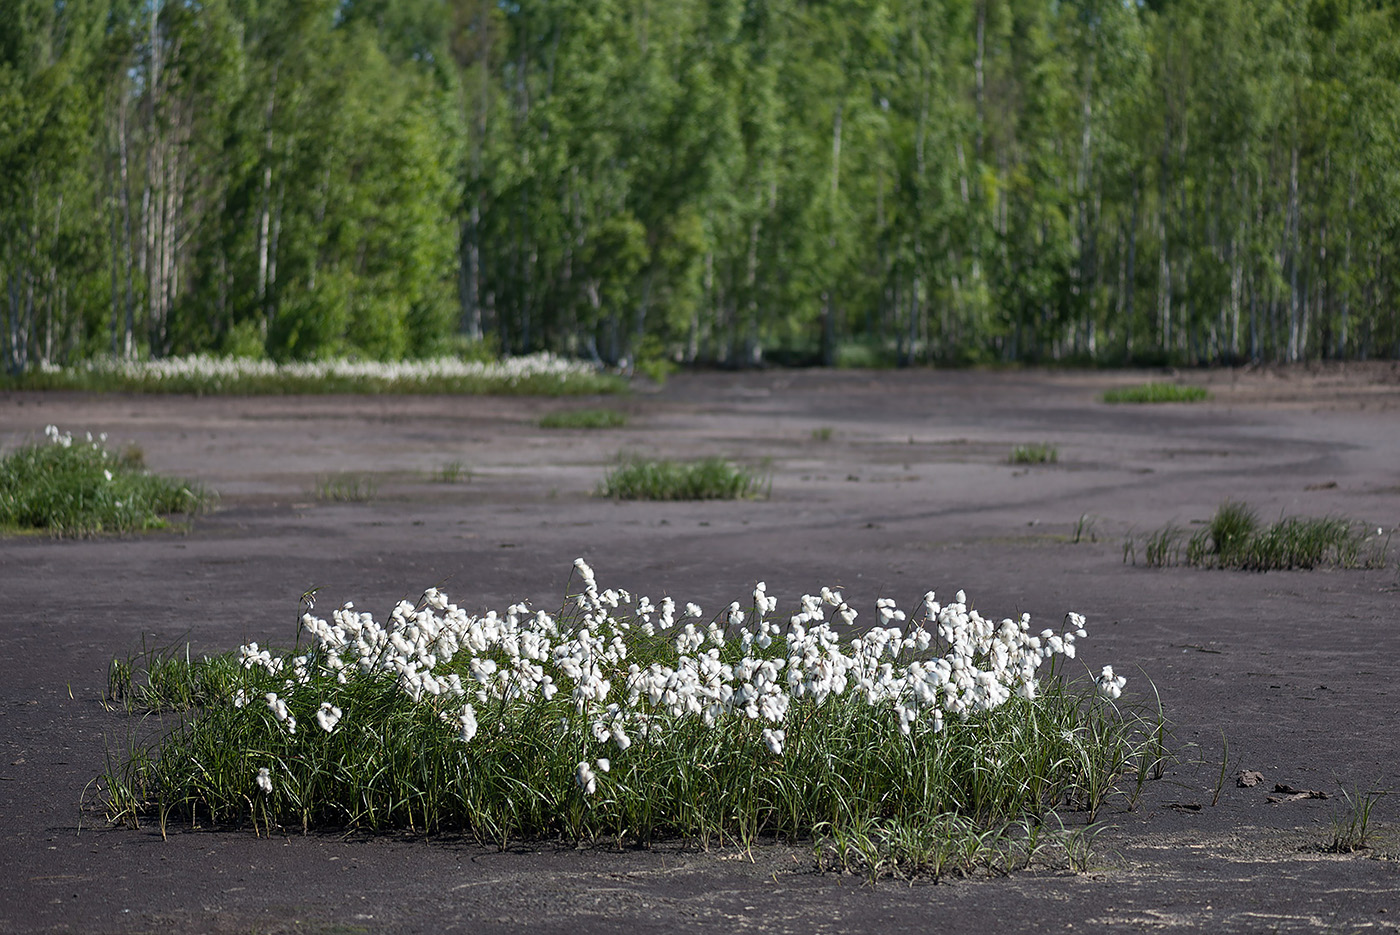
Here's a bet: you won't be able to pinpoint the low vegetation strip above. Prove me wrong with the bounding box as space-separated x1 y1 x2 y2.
1102 383 1210 404
103 561 1161 877
539 408 628 429
1129 501 1389 570
599 456 767 501
0 426 210 536
4 353 625 396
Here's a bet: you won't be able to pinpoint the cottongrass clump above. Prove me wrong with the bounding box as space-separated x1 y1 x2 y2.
104 562 1163 876
10 353 624 396
0 426 209 536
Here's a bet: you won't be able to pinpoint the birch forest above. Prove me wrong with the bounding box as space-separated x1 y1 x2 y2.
3 0 1398 373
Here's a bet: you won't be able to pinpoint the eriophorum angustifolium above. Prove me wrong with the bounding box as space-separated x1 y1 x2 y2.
0 426 209 536
104 560 1163 875
14 352 624 396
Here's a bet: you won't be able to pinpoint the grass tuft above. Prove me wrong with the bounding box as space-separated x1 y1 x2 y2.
539 408 628 430
1009 443 1058 465
599 456 768 501
1323 787 1381 853
1130 501 1387 570
1102 383 1210 404
313 473 379 502
435 460 472 484
0 427 211 536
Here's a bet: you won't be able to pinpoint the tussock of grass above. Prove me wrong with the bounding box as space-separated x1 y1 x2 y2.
599 456 767 501
435 460 471 484
1129 501 1388 570
539 408 628 430
313 473 378 502
0 427 210 536
1323 787 1379 853
1009 443 1058 465
101 571 1164 878
1102 383 1210 404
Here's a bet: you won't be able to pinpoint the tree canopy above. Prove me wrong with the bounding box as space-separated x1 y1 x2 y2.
3 0 1397 374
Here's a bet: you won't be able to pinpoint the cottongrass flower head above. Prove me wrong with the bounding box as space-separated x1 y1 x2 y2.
575 761 598 795
315 702 343 733
1096 665 1127 700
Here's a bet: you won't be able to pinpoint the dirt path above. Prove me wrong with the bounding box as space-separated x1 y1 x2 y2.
2 365 1398 933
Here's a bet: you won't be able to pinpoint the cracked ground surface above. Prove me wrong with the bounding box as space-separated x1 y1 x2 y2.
2 362 1399 933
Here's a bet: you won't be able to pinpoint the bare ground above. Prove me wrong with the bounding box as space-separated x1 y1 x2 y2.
2 363 1399 934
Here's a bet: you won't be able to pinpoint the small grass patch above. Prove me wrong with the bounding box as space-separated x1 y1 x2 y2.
313 473 379 502
539 408 628 430
435 460 472 484
1009 443 1058 465
1127 501 1388 570
599 456 768 501
1323 787 1381 853
811 427 834 442
1102 383 1210 404
101 563 1163 878
0 426 210 536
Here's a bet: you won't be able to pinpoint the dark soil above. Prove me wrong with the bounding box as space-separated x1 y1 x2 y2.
2 364 1398 934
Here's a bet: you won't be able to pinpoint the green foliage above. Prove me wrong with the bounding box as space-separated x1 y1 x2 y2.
835 339 899 370
102 587 1163 871
599 456 767 501
1009 443 1059 465
0 429 209 536
313 473 378 503
4 0 1400 372
1208 501 1259 564
1102 384 1211 404
1324 787 1380 854
108 643 245 714
1143 524 1185 568
539 409 628 430
435 460 471 484
1131 502 1388 571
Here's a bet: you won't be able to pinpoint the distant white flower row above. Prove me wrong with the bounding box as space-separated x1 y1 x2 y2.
240 559 1123 798
38 352 600 384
